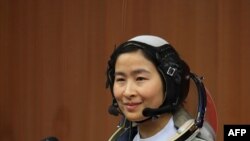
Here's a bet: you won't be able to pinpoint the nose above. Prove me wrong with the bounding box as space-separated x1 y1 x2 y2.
123 81 136 98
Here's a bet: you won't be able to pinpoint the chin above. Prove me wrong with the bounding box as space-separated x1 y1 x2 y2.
125 113 145 122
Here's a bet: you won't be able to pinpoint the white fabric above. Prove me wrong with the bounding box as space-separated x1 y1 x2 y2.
133 117 177 141
129 35 169 47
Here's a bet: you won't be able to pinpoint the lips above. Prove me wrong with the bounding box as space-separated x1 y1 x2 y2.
123 102 142 111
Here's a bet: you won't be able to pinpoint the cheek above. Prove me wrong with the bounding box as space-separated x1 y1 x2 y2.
142 82 164 106
144 87 163 99
113 85 123 100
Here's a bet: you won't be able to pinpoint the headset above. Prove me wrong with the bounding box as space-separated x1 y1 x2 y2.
106 36 209 140
108 72 207 141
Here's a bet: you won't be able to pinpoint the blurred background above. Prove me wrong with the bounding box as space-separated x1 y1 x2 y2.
0 0 249 140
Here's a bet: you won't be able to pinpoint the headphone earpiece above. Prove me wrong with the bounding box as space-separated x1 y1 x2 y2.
108 104 120 116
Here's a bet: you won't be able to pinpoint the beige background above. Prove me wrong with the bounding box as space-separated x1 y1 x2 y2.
0 0 250 140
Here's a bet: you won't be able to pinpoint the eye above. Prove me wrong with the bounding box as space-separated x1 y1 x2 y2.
136 77 146 81
115 78 125 82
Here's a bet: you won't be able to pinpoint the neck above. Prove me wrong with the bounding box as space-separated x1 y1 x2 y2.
137 113 172 139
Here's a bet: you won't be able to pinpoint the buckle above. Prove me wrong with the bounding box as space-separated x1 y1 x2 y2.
167 67 176 76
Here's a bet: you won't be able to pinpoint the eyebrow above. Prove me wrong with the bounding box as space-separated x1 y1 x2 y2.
115 68 151 76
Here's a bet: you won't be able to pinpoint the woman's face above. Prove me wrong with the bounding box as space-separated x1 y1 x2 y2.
113 50 164 121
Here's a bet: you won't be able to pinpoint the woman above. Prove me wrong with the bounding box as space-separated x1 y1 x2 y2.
106 35 216 141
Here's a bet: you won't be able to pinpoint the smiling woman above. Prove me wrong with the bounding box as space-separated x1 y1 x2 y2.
114 50 164 122
106 35 216 141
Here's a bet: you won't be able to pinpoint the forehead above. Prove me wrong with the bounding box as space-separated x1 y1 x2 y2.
115 50 157 72
116 49 150 62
